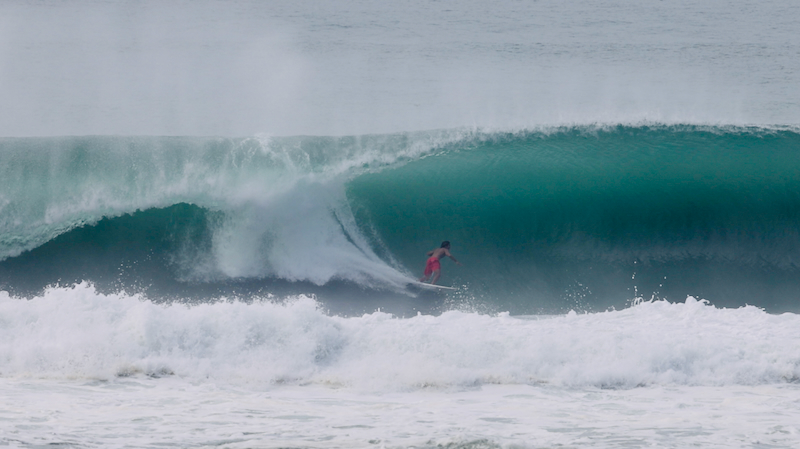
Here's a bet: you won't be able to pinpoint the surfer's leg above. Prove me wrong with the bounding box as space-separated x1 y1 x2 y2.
430 269 440 285
421 258 435 282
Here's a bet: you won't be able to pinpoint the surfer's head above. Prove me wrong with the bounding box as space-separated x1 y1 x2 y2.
441 241 450 249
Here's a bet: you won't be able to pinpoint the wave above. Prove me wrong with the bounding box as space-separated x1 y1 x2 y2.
1 283 798 388
2 125 800 313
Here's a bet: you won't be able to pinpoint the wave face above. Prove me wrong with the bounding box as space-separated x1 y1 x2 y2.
2 125 800 313
348 125 800 313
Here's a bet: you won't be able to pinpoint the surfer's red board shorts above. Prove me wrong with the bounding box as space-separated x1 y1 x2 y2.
424 256 441 276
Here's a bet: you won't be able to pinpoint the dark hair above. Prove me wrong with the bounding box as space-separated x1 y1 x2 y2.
441 241 451 248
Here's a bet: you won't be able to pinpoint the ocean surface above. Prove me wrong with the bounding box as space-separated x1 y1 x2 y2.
2 1 800 448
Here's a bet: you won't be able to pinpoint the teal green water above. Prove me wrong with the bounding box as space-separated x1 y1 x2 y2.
2 126 800 313
348 126 800 312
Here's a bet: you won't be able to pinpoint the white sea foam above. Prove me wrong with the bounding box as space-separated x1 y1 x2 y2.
1 283 797 389
2 284 800 448
1 379 798 448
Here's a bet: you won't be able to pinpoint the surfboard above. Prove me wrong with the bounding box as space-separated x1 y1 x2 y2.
408 281 458 291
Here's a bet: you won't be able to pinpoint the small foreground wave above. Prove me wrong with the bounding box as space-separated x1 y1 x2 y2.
1 283 798 390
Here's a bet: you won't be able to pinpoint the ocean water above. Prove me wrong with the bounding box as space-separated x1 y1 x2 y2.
2 1 800 448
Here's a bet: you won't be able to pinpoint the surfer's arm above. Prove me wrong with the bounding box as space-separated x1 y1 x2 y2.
426 250 434 256
445 249 461 265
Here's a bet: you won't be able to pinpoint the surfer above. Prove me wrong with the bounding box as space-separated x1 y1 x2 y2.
419 241 461 285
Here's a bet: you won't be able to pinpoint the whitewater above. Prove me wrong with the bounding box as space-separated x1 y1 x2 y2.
2 285 800 447
2 0 800 448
